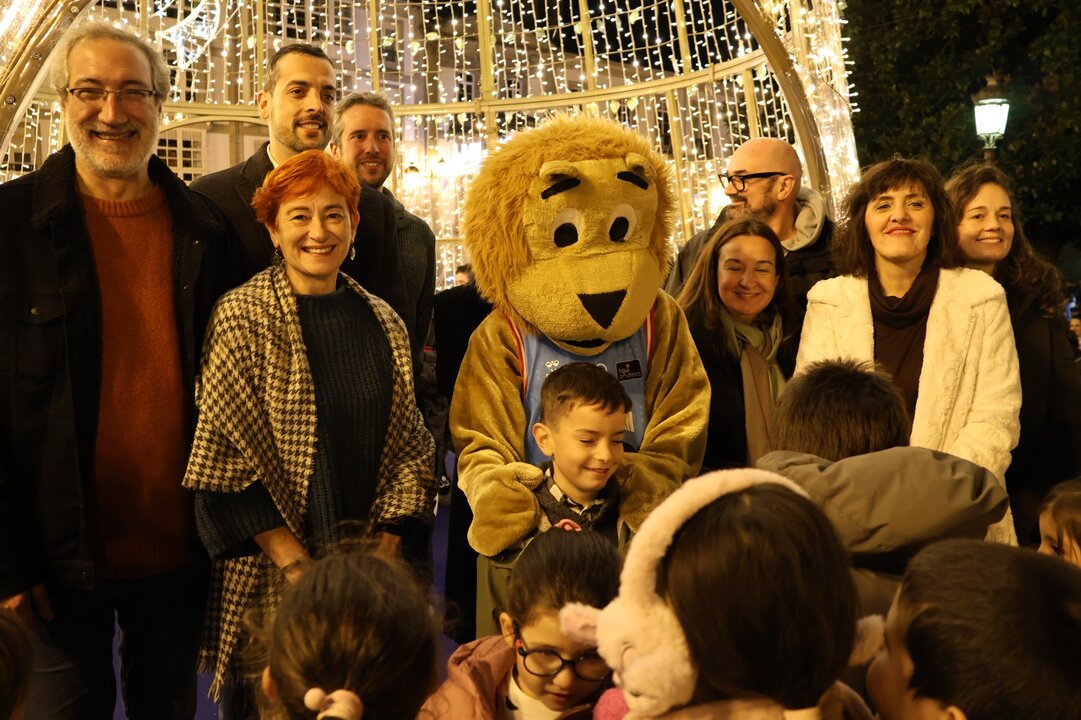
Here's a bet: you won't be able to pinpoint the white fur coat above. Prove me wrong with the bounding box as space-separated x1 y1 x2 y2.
796 268 1021 483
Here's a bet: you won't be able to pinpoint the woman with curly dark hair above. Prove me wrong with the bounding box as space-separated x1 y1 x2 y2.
797 157 1020 543
946 163 1081 544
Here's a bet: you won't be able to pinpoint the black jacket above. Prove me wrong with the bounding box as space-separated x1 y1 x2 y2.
0 145 238 597
191 142 412 331
1005 284 1081 494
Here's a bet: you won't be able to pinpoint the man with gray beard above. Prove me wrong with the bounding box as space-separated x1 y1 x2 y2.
0 22 237 719
665 137 835 314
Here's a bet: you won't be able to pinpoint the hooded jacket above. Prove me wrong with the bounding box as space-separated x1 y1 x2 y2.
757 448 1010 615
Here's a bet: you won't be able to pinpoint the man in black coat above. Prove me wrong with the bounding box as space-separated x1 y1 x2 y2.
665 137 834 315
192 43 411 328
0 24 238 719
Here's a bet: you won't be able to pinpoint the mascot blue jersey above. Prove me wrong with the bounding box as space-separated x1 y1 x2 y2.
507 311 653 465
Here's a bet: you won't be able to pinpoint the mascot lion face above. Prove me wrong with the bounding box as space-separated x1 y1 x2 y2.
464 115 674 356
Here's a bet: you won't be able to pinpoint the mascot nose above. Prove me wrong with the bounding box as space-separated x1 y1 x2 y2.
577 290 626 329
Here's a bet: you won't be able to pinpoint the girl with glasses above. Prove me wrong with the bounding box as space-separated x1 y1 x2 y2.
420 528 620 720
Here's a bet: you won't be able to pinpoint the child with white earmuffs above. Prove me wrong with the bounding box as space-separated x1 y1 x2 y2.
562 468 882 719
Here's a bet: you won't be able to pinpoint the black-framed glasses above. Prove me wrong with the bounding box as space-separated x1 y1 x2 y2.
65 87 159 106
514 628 610 681
719 171 786 192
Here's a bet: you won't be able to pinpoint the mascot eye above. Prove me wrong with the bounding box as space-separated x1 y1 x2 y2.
608 204 638 243
609 217 629 242
555 223 579 247
552 207 584 248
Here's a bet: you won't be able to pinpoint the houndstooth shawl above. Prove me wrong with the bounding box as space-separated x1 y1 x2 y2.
183 263 435 696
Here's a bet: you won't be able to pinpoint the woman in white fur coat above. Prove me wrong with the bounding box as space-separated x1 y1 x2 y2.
796 157 1020 541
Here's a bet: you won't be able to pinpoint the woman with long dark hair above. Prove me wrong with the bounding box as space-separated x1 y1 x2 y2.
678 218 797 469
946 163 1081 543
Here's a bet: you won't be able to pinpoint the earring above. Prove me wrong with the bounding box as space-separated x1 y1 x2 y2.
273 246 283 262
349 244 356 261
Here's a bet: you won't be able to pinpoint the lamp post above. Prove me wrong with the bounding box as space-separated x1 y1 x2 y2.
972 74 1010 161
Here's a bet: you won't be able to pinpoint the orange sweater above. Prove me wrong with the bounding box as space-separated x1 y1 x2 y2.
83 187 197 578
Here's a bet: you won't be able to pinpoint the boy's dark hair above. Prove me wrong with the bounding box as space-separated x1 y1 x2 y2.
265 43 333 92
659 484 857 709
775 359 911 460
900 539 1081 718
539 362 632 425
507 529 621 625
1039 477 1081 560
261 551 439 720
833 156 961 278
0 609 32 720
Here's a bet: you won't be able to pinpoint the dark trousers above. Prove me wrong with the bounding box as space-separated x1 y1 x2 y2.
22 560 209 720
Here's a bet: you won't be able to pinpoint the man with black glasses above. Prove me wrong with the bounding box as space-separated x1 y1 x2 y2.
0 23 237 719
665 137 835 313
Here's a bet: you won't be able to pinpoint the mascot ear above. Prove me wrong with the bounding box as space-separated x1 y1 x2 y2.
624 153 656 182
539 161 582 182
560 602 602 644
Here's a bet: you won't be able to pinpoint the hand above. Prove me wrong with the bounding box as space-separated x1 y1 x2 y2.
552 519 583 532
372 531 402 560
1 584 53 626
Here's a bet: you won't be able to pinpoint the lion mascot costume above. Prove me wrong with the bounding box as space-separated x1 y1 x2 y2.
450 114 709 559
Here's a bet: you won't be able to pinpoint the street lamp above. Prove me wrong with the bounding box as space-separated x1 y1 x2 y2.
972 74 1010 159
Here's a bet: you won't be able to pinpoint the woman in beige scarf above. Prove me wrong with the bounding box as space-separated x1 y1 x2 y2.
678 218 797 469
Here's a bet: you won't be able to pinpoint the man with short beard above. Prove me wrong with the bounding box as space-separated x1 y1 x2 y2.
665 137 835 314
193 44 410 326
0 23 237 719
330 91 436 358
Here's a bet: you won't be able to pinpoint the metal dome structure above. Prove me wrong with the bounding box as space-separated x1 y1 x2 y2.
0 0 858 287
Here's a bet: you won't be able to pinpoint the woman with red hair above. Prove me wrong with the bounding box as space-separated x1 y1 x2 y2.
183 150 435 716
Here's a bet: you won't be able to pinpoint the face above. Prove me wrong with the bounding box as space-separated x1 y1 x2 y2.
867 594 958 720
957 183 1014 272
63 38 161 182
1038 511 1081 567
716 234 779 324
259 53 337 158
723 145 782 221
500 610 608 712
1071 318 1081 337
533 402 626 505
455 272 470 286
267 186 356 295
864 183 935 274
332 103 395 189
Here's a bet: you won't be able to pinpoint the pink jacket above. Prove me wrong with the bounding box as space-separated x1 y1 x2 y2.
419 636 514 720
419 636 599 720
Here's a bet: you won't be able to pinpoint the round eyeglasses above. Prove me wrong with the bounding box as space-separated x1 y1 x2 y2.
515 632 611 682
719 171 786 192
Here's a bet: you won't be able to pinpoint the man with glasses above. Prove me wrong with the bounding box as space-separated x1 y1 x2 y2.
0 23 238 719
665 137 835 313
192 44 410 327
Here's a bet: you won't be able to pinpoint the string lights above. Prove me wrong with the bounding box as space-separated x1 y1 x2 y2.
0 0 859 289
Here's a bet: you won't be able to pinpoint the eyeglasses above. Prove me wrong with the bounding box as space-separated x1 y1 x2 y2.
514 631 610 682
65 87 159 106
719 171 786 192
